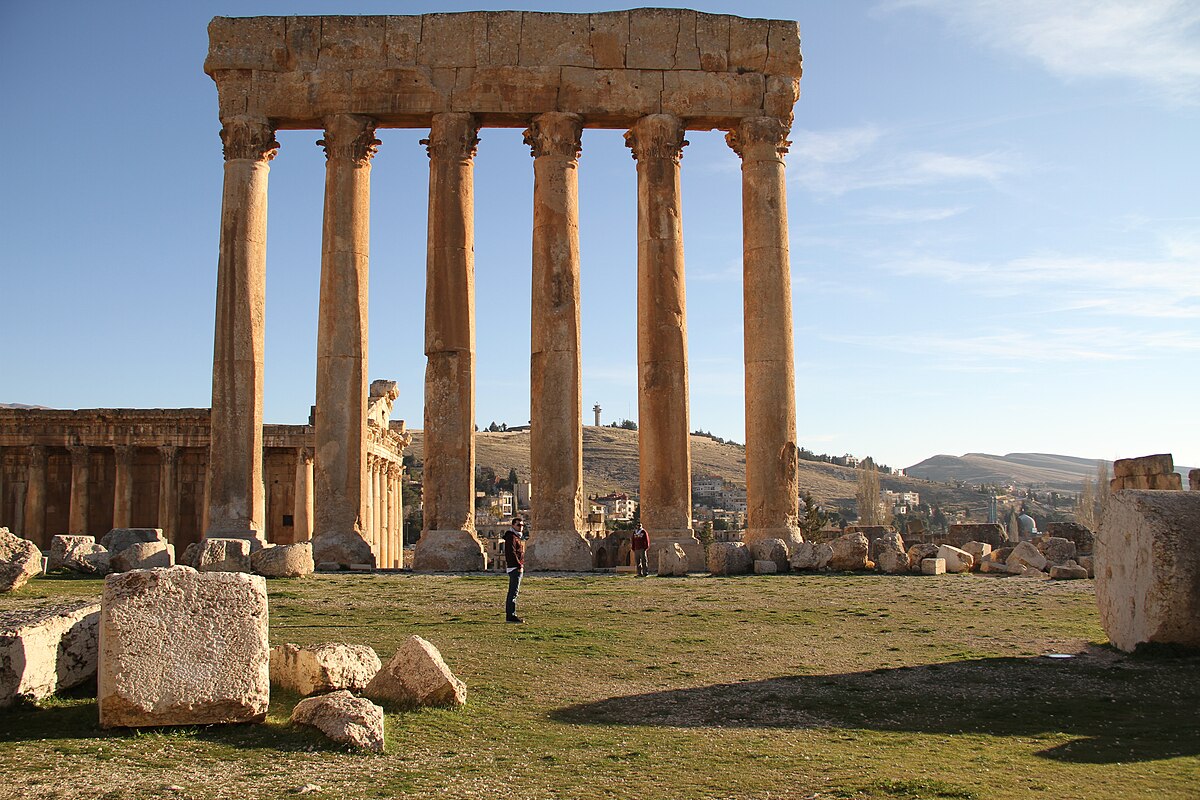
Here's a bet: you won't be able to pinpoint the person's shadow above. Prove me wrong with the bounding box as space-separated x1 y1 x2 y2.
552 649 1200 764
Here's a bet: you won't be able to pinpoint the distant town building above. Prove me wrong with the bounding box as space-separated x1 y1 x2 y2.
592 491 636 522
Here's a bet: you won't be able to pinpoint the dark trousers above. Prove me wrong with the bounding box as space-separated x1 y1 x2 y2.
506 568 523 617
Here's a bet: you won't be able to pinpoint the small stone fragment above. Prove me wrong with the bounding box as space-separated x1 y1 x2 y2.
197 537 252 573
656 543 688 577
110 541 175 573
365 635 466 709
251 542 315 577
753 559 778 574
1006 541 1048 572
906 543 939 571
1050 564 1089 580
920 557 945 575
936 544 974 574
960 541 992 571
292 689 385 752
750 538 789 573
0 528 43 593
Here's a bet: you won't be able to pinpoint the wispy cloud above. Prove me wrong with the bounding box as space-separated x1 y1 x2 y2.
859 205 969 223
885 0 1200 105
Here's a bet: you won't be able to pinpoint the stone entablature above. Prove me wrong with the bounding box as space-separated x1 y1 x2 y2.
205 11 802 130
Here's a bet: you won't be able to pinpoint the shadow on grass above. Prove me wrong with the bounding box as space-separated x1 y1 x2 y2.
552 652 1200 764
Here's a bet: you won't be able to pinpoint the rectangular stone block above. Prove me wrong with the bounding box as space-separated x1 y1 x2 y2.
662 70 765 120
483 11 522 66
588 11 629 69
1150 473 1183 490
384 15 422 66
728 16 770 73
765 19 803 78
920 557 946 575
1113 453 1174 478
519 12 593 68
559 67 662 120
205 16 287 72
753 559 778 574
451 66 562 115
317 15 387 70
99 566 269 727
1 601 99 707
627 8 681 70
696 14 730 71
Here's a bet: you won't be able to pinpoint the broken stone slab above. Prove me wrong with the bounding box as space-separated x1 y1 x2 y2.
1112 473 1183 491
947 523 1008 548
98 566 270 728
0 528 43 593
251 542 315 578
1017 566 1051 580
364 635 466 709
99 528 165 558
1078 555 1095 578
1034 536 1077 566
180 542 200 568
829 532 870 571
961 541 992 570
1006 541 1048 572
1 600 100 707
920 557 945 575
906 543 939 572
869 531 905 563
656 543 688 577
874 544 909 574
292 689 385 752
270 642 381 697
936 544 974 574
979 558 1017 574
749 538 789 573
789 541 832 571
197 538 251 573
1096 490 1200 652
49 536 105 573
706 542 752 576
1050 563 1089 580
1191 468 1200 491
313 532 379 571
1045 522 1095 556
753 559 778 574
110 541 175 573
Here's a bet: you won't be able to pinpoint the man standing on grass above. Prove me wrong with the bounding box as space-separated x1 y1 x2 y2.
632 525 650 577
504 517 526 622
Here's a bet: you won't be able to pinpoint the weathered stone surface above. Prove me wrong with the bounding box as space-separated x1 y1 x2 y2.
49 536 102 572
198 537 252 573
753 559 778 574
789 541 832 572
829 532 869 571
656 543 688 577
1096 490 1200 652
1035 536 1077 566
979 557 1020 575
1 601 100 707
1113 453 1174 478
866 530 903 561
750 538 790 573
251 542 315 577
364 635 466 709
82 550 112 575
271 642 381 696
1045 522 1095 556
706 542 752 576
1017 566 1050 580
0 528 43 593
99 528 164 557
99 566 270 728
906 543 939 572
873 533 908 574
292 690 385 752
1190 468 1200 491
947 523 1007 548
110 541 175 573
1006 541 1048 572
961 541 992 570
1078 555 1095 578
936 544 974 574
1050 563 1089 580
410 530 483 572
1112 473 1183 491
921 557 946 575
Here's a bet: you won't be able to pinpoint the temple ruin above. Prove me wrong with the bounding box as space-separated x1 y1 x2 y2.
203 9 804 570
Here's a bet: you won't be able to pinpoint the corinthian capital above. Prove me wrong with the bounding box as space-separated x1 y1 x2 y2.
523 112 583 160
421 112 480 161
219 116 279 162
726 116 792 160
624 114 688 163
318 114 381 165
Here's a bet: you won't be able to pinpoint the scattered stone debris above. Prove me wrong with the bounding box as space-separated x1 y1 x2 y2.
271 642 381 697
365 635 466 709
706 542 752 575
656 543 688 577
292 689 385 752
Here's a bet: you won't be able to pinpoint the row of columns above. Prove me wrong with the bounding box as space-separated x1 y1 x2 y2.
364 455 403 569
209 111 800 571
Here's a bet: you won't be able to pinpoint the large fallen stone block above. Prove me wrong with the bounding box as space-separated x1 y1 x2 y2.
1078 555 1095 578
937 544 974 574
99 528 165 558
1006 541 1047 572
1045 522 1094 556
869 531 905 561
1035 535 1077 566
920 557 945 575
1113 453 1174 478
753 559 778 574
98 566 270 728
292 690 385 752
829 533 869 571
960 541 992 570
706 542 752 576
906 543 939 572
749 538 789 573
1096 491 1200 652
0 528 43 593
49 536 106 573
251 542 314 578
197 538 251 573
656 543 688 577
1050 562 1089 580
365 635 466 709
270 642 381 696
947 523 1007 548
789 541 832 571
1 600 100 707
110 541 174 573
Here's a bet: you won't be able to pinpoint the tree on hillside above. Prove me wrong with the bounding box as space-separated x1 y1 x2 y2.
1076 478 1097 529
799 491 829 537
855 462 887 526
475 465 497 495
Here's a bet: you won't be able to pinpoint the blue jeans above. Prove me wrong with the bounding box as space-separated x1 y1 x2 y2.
506 568 523 617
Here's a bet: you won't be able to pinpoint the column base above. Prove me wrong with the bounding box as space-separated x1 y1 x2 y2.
742 526 804 551
647 529 704 573
526 530 594 572
311 531 376 570
203 527 268 552
412 529 486 572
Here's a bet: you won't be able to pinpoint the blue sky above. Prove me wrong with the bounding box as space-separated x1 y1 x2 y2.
2 1 1198 471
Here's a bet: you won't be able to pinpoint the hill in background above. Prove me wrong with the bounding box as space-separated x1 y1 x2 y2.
905 452 1194 492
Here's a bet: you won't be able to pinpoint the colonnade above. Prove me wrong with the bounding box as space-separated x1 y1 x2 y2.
209 111 800 571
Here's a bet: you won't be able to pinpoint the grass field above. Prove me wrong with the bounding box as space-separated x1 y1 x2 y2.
2 572 1198 800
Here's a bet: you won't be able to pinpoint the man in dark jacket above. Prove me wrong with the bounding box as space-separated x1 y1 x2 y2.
503 518 526 623
632 526 650 577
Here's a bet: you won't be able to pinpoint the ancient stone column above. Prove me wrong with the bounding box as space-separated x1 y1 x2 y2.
311 113 379 569
68 445 90 535
523 112 592 571
23 445 45 544
414 112 486 572
381 463 393 569
373 457 384 552
113 445 134 530
293 447 314 541
727 117 801 546
157 445 178 543
208 116 276 548
625 114 703 570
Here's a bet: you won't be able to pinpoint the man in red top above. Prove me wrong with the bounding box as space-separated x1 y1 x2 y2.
631 526 650 577
503 517 526 623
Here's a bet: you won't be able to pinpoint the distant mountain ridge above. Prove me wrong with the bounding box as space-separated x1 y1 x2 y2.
905 451 1192 491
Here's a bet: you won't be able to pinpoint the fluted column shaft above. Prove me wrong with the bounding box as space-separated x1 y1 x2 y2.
68 445 90 535
728 117 801 543
414 112 486 572
312 113 378 568
157 445 178 542
208 116 276 544
294 447 314 541
626 115 697 560
524 112 592 571
113 445 134 529
24 445 45 544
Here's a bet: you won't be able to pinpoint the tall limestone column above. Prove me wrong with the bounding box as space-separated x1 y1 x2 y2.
524 112 592 571
727 117 801 547
113 445 134 530
414 112 486 571
68 445 90 535
625 114 703 571
23 445 45 545
157 445 178 542
311 113 379 569
293 447 314 541
207 115 276 548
